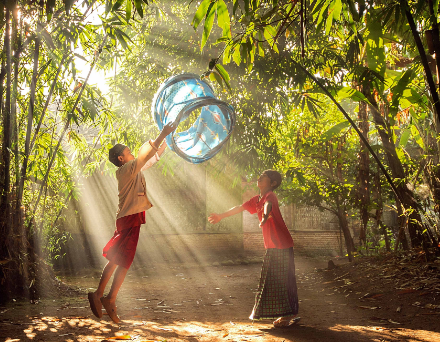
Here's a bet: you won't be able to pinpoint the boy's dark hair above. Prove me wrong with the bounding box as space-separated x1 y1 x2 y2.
109 144 127 167
263 169 282 190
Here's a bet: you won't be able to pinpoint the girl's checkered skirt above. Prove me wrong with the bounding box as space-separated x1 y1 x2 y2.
250 247 299 320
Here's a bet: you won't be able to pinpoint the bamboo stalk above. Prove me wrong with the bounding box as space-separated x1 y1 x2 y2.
405 3 440 124
18 36 40 207
12 6 22 229
30 35 108 221
1 10 12 236
29 52 69 152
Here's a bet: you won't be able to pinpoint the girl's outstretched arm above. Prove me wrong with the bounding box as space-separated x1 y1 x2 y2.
208 205 245 224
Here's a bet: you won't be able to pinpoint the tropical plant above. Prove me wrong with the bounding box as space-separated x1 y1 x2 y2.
189 0 440 255
0 0 156 300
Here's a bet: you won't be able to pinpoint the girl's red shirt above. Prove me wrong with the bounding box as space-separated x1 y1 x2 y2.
242 191 294 249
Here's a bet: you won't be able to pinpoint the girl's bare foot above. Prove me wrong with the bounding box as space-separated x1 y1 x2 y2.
273 315 298 328
100 296 120 323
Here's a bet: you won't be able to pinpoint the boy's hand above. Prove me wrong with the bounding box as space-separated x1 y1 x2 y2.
152 122 176 150
161 121 177 136
208 213 221 224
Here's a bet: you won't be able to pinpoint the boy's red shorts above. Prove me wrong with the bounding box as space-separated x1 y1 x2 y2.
102 211 146 269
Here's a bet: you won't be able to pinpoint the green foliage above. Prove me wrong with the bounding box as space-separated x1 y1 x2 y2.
0 0 155 264
3 0 440 269
184 0 440 250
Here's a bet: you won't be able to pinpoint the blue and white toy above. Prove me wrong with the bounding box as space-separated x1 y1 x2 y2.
152 73 235 164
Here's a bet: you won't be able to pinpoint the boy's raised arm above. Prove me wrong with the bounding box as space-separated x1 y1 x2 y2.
208 205 245 224
140 141 168 171
157 140 167 156
137 123 175 170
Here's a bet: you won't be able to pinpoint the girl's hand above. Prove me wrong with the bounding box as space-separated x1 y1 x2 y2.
259 219 266 228
208 213 221 224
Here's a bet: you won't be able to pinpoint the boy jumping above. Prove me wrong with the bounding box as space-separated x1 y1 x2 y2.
88 122 175 323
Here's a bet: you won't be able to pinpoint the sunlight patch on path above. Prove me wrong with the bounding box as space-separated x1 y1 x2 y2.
330 324 440 342
4 316 271 342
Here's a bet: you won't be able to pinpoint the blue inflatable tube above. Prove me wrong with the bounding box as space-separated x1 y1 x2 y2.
151 73 236 164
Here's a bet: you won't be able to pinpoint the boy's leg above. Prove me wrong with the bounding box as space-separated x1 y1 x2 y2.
96 261 118 298
106 265 128 301
88 261 117 318
101 265 128 323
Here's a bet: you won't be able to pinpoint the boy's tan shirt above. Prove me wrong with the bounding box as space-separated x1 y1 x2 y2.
115 157 154 220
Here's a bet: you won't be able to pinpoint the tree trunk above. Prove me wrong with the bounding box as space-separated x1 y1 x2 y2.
428 0 440 127
1 9 12 242
395 200 410 251
373 171 390 252
336 137 355 261
336 197 355 262
0 8 12 299
365 88 425 248
18 36 40 206
405 2 440 125
358 97 370 246
0 47 5 122
0 14 6 295
12 7 22 230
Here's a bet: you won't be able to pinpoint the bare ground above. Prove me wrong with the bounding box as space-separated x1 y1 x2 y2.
1 254 440 342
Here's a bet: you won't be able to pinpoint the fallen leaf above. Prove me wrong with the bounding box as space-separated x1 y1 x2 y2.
358 306 380 310
154 326 173 331
239 331 264 335
106 335 132 340
388 319 402 324
425 304 440 310
397 289 417 295
370 294 384 299
223 333 229 337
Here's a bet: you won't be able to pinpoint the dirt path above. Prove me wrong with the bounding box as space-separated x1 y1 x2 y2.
1 256 439 341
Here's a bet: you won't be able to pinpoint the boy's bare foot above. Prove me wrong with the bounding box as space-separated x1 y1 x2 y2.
100 296 120 323
88 292 102 318
273 315 300 328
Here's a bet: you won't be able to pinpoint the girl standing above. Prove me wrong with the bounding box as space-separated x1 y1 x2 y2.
208 170 299 327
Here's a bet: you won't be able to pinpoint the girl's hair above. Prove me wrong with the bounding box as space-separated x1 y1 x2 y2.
263 170 282 190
